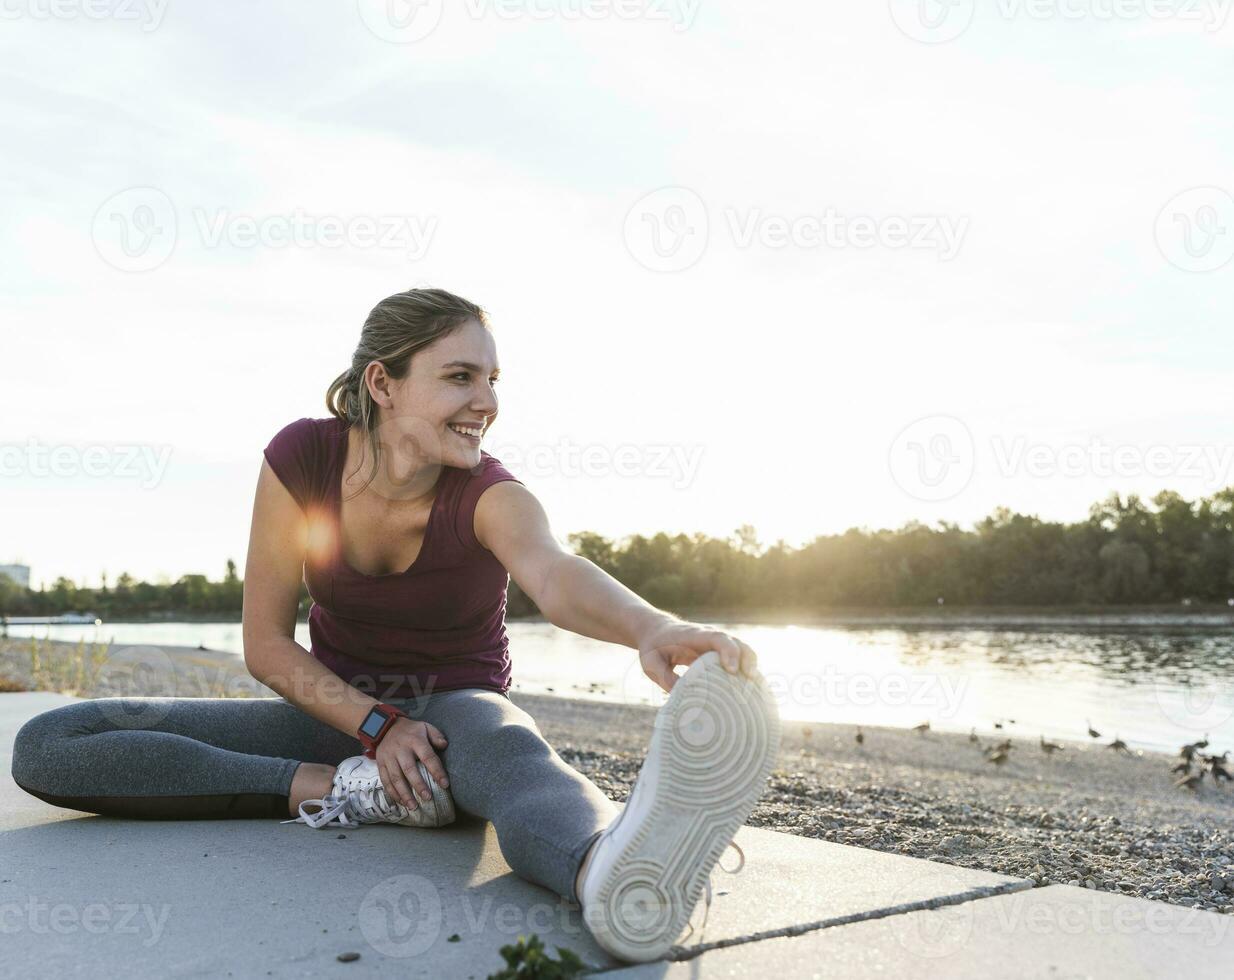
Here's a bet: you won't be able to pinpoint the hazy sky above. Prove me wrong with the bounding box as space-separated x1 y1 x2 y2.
3 2 1232 588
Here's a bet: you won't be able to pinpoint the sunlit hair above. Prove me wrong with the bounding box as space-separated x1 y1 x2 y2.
326 287 490 499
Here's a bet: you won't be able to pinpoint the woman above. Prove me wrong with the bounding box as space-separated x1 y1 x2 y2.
10 287 780 964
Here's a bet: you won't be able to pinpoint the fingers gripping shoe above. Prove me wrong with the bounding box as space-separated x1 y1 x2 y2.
578 650 781 962
280 755 456 830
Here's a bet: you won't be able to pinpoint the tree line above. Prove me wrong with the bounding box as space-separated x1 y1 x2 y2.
3 488 1233 620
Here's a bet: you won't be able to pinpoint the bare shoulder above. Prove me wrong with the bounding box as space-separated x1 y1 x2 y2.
473 479 554 552
473 479 572 609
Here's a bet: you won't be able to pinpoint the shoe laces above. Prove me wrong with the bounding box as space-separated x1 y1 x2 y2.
680 840 745 944
280 784 407 829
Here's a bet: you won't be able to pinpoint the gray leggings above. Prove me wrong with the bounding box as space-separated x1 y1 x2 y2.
9 689 618 904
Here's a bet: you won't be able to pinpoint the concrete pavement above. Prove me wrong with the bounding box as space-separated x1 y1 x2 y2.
2 692 1227 978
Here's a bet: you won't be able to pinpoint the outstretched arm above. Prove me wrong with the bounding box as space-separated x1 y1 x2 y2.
474 481 759 692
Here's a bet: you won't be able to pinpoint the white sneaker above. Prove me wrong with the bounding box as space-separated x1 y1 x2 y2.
578 650 781 963
280 755 456 830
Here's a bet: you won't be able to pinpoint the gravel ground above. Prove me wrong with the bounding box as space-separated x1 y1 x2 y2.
4 636 1232 915
512 691 1234 916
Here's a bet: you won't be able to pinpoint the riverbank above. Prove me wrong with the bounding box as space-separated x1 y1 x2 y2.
0 635 273 699
8 604 1234 631
674 606 1234 628
3 636 1231 916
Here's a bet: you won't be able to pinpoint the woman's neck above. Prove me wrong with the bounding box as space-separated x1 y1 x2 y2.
345 424 441 505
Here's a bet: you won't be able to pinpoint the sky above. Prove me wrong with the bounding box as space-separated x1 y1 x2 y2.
2 1 1233 588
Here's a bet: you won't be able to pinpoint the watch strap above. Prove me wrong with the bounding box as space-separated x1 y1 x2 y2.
358 703 405 758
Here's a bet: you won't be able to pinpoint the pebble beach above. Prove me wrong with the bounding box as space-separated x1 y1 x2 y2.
3 635 1232 916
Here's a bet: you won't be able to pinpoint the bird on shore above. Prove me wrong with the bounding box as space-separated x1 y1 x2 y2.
1108 736 1131 755
1175 770 1206 792
984 738 1012 757
987 748 1011 766
1086 720 1101 739
854 727 864 747
1039 736 1063 755
969 728 979 744
1207 756 1232 783
913 721 931 736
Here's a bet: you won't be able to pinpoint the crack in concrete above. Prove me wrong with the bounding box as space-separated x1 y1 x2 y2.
585 877 1034 974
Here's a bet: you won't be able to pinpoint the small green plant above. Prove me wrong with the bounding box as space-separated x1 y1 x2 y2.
486 934 586 979
28 635 43 688
26 635 111 696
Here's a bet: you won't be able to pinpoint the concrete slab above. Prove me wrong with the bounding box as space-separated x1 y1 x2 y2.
604 884 1234 979
636 820 1029 946
2 692 1028 977
3 694 617 978
0 692 84 830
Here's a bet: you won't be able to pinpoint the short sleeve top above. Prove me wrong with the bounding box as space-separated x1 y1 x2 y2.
262 416 524 698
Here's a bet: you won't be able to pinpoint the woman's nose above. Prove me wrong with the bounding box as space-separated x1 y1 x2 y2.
474 386 498 414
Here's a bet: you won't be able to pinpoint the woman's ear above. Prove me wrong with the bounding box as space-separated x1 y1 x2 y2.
365 361 394 408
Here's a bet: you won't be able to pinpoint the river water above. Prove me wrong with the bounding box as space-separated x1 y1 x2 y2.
6 618 1232 755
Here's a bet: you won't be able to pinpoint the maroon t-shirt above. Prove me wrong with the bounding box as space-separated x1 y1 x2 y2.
262 416 523 699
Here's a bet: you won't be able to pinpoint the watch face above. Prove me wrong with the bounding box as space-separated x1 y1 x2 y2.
360 710 387 738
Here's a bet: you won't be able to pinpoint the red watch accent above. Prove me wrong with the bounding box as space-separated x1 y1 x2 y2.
357 703 406 759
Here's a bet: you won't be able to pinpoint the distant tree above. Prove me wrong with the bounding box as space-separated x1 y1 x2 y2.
1098 540 1152 603
13 484 1234 617
50 577 78 612
567 532 616 572
731 524 762 557
0 573 16 614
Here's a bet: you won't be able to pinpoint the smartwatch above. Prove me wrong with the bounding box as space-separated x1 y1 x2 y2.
357 703 406 759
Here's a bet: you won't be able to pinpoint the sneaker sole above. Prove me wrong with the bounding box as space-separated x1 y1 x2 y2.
394 761 457 828
583 651 781 962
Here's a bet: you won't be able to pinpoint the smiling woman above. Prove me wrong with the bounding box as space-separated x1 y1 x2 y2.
11 286 777 967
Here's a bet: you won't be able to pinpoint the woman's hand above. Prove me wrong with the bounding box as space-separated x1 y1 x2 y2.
638 619 760 694
374 716 450 810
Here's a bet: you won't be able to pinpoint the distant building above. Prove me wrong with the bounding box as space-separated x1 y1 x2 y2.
0 564 31 588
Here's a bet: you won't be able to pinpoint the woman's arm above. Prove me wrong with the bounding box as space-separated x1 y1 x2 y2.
242 459 378 737
243 458 451 809
474 480 674 647
475 481 759 691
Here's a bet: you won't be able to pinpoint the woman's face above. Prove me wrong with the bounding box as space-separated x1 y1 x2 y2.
367 318 501 475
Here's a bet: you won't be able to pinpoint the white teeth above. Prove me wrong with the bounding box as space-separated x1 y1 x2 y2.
449 423 482 438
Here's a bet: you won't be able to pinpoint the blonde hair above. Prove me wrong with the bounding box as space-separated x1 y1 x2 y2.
326 287 490 498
